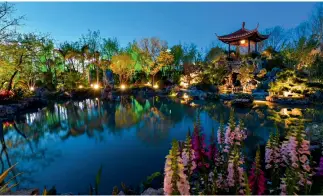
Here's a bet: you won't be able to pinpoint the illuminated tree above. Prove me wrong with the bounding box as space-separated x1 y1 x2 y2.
204 59 228 86
180 44 203 87
237 62 255 88
138 37 174 86
81 30 102 84
110 53 135 85
0 33 44 92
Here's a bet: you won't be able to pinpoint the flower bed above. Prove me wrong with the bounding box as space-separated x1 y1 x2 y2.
163 111 321 195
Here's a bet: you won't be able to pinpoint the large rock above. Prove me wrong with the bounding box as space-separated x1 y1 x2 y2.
35 87 50 98
266 96 310 105
141 188 164 195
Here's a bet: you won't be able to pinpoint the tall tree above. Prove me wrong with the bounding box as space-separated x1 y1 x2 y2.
261 26 287 51
138 37 173 86
0 2 24 41
102 38 119 61
81 30 102 84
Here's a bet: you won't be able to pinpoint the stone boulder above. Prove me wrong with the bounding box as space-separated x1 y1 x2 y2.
35 87 50 98
266 96 310 105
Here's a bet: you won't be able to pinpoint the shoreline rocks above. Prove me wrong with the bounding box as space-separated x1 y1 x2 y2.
0 97 47 119
266 95 310 105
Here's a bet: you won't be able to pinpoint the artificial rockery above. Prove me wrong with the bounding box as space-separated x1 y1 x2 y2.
163 111 323 195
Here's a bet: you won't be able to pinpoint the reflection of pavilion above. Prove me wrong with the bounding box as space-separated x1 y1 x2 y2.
216 22 269 91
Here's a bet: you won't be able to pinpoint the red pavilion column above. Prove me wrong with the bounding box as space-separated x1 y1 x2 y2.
248 39 251 54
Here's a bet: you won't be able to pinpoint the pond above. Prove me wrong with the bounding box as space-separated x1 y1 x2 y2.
1 97 323 194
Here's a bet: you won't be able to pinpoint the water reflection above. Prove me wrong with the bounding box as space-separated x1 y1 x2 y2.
1 97 323 194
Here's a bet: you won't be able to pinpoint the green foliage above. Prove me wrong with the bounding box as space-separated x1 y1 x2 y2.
281 36 318 69
59 72 83 90
142 172 161 189
269 69 313 95
110 53 136 84
307 55 323 83
0 164 20 194
203 58 228 85
95 165 103 195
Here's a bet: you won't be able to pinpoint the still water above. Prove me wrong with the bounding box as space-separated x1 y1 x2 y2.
1 97 323 194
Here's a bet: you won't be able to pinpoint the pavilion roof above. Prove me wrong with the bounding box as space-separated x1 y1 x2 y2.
216 22 269 45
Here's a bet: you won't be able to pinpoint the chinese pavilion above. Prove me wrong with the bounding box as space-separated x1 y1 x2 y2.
216 22 269 92
216 22 269 57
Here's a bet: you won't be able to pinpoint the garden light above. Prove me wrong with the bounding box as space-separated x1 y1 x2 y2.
30 87 35 91
183 93 189 100
78 85 83 89
153 84 159 89
93 84 99 89
120 84 126 90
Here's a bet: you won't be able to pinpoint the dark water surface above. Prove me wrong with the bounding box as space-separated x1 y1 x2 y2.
1 97 323 194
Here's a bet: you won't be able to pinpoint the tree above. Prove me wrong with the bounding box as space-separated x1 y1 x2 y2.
170 44 184 68
0 33 55 92
81 30 102 84
0 2 24 41
102 38 119 61
205 46 224 63
204 58 228 86
78 44 90 79
310 3 323 43
138 37 173 86
237 62 255 89
152 50 174 85
110 53 135 85
281 36 318 69
261 26 287 51
180 43 203 87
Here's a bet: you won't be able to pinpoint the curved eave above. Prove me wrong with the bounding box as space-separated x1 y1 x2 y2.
216 30 270 44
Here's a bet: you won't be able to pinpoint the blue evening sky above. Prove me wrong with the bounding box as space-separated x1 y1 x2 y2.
15 2 316 49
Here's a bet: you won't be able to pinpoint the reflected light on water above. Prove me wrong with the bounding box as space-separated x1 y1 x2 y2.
26 112 38 125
